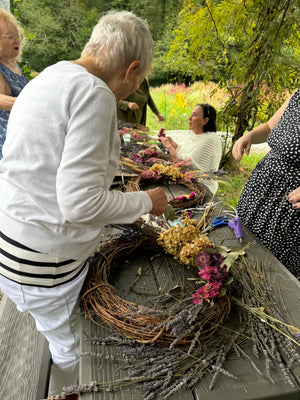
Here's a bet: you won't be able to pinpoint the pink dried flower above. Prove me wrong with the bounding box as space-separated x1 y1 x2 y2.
131 132 141 139
198 265 228 283
143 147 155 156
172 192 196 202
173 159 192 168
183 172 193 182
192 282 223 305
158 128 165 137
141 170 162 180
131 154 143 164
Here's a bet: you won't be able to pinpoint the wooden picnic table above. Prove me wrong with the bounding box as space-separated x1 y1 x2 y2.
79 184 300 400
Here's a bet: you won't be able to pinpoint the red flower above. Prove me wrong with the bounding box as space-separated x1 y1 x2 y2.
192 282 223 305
158 128 165 137
198 265 228 283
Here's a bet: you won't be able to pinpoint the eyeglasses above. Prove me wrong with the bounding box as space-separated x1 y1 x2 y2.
0 34 23 41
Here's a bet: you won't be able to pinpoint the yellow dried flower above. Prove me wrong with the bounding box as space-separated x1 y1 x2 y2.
179 235 212 265
150 163 183 181
157 223 212 265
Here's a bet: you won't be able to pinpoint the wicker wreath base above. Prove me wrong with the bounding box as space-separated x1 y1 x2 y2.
82 234 231 347
125 175 206 209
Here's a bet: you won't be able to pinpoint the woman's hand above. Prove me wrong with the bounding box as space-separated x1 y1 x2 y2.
158 136 178 157
232 135 253 161
128 102 139 110
146 187 168 216
157 112 165 122
287 187 300 210
158 136 177 149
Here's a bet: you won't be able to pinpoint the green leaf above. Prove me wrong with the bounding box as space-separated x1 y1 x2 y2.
218 286 227 297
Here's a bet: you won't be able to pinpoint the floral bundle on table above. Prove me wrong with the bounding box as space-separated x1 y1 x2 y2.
124 163 206 208
76 210 300 400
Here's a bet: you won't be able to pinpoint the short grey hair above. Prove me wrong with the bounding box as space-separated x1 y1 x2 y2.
82 11 154 76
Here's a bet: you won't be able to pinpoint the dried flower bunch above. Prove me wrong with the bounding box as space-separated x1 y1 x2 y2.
125 170 206 209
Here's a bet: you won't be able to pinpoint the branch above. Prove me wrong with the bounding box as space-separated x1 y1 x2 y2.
274 0 293 42
203 0 225 49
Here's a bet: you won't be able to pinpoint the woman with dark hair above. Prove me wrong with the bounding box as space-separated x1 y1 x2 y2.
158 103 222 199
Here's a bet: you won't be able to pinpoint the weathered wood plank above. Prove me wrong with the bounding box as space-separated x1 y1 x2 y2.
0 294 51 400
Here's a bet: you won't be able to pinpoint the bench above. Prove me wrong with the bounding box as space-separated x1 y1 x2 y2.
0 291 51 400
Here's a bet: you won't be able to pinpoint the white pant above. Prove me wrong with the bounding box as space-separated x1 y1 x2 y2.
0 262 89 395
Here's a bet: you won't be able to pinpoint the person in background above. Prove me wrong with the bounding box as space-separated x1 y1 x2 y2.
158 103 222 201
117 77 165 126
232 91 299 278
0 11 168 398
0 8 28 158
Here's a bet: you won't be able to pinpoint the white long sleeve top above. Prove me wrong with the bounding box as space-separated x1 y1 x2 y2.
0 61 152 261
176 131 222 194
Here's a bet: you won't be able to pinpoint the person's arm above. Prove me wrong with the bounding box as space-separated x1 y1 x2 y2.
158 136 178 157
0 73 16 111
148 93 164 121
117 99 130 111
232 94 292 161
57 86 166 225
144 79 165 121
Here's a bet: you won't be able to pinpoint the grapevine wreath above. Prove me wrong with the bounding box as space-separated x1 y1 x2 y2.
124 163 206 209
82 225 230 346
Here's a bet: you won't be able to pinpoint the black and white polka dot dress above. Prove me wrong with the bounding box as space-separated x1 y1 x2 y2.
237 89 300 278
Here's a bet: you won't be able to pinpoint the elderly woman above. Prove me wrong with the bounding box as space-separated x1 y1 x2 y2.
0 11 167 398
159 103 222 200
0 8 28 158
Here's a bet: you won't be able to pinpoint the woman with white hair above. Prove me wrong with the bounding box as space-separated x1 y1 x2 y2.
0 11 167 398
0 7 28 158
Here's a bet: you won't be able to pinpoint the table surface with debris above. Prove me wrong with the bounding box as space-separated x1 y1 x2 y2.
79 188 300 400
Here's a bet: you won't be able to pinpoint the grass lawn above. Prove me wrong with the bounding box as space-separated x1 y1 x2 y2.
218 153 265 208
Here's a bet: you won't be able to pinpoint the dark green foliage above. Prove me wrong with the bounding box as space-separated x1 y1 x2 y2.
14 0 99 72
13 0 184 74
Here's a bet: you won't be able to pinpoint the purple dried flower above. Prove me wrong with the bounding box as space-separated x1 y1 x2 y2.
196 252 211 268
131 154 143 164
212 252 225 267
